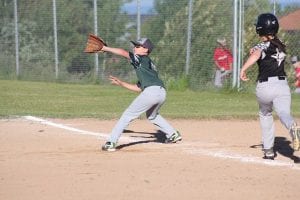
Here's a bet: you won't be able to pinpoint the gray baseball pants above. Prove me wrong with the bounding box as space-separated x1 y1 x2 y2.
108 86 176 143
256 77 295 150
214 69 231 88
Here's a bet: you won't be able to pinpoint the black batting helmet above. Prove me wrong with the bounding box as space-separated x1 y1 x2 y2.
255 13 279 36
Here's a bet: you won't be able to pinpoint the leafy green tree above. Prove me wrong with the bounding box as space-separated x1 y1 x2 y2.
143 0 233 89
0 0 17 77
0 0 54 79
241 0 299 86
142 0 188 44
0 0 132 81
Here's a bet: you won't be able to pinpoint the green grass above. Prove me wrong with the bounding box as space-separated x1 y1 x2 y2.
0 80 299 119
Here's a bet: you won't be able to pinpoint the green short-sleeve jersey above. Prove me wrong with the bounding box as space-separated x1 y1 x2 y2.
129 52 164 90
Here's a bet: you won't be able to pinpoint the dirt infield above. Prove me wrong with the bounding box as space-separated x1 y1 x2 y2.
1 117 300 200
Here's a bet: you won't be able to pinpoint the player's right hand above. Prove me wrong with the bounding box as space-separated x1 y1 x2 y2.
249 47 256 55
240 70 249 81
109 75 123 86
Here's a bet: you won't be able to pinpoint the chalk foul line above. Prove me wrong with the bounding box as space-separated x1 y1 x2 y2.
23 115 138 143
182 147 300 170
23 116 300 171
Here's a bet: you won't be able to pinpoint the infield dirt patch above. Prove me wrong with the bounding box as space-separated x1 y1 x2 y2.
0 117 299 200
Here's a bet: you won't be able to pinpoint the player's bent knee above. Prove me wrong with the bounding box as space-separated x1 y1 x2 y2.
147 116 156 121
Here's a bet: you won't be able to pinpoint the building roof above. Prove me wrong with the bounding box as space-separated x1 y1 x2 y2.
279 9 300 31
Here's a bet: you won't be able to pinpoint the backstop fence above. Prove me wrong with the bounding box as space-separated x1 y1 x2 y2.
0 0 299 91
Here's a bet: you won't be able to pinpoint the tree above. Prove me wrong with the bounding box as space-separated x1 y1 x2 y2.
142 0 233 89
0 0 132 81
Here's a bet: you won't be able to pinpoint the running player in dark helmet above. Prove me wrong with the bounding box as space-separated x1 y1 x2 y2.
240 13 300 160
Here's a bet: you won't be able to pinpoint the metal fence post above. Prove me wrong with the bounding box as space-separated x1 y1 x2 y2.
232 0 238 88
14 0 20 77
93 0 99 79
137 0 141 40
52 0 59 79
185 0 193 75
273 0 276 15
237 0 242 88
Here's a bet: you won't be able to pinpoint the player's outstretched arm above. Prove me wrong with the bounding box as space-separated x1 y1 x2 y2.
240 49 261 81
109 75 141 92
102 46 130 59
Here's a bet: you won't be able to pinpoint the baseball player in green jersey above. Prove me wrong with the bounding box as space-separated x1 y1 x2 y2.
101 38 182 151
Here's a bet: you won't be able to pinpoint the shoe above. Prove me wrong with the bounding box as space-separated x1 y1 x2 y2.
102 142 117 152
263 148 275 160
290 123 300 151
165 131 182 143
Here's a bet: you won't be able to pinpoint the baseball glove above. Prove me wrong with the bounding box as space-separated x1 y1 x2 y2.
84 34 107 53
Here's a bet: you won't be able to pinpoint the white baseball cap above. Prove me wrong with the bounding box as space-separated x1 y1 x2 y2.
217 38 227 46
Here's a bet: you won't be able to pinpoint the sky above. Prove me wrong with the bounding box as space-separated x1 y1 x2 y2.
122 0 155 14
278 0 300 6
122 0 300 14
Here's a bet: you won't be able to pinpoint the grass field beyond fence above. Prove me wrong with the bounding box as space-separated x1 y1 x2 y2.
0 80 299 119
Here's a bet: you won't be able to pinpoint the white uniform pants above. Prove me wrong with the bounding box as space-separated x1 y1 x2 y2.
256 77 295 150
108 86 177 143
214 69 231 88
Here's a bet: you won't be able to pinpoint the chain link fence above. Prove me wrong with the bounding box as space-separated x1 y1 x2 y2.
0 0 299 91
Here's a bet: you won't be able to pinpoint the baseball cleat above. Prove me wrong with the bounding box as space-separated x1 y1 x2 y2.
290 123 300 151
263 148 275 160
102 141 117 152
165 131 182 143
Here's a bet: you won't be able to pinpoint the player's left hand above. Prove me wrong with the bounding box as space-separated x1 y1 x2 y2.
84 34 107 53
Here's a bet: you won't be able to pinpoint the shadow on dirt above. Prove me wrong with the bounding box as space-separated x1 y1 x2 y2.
250 136 300 163
273 137 300 164
116 130 167 150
